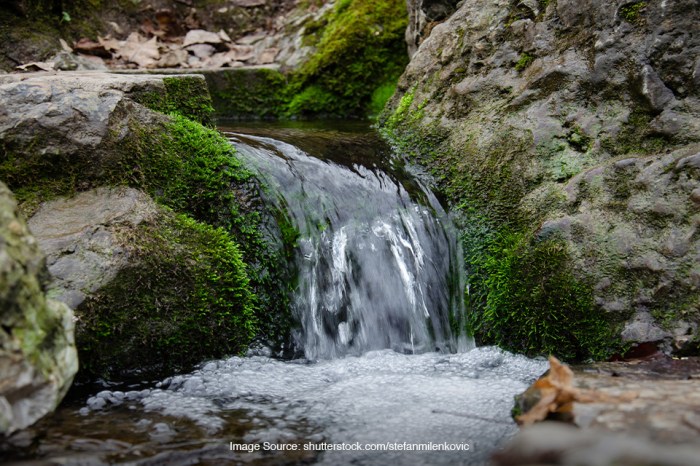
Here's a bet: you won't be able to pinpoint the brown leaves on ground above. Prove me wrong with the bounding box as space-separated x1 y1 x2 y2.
16 8 281 71
516 356 638 426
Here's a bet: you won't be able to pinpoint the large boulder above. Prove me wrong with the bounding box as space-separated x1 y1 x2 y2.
383 0 700 359
28 187 256 380
0 181 77 435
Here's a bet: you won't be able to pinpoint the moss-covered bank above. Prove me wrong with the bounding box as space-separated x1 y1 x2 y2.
284 0 409 118
381 0 700 361
202 0 409 120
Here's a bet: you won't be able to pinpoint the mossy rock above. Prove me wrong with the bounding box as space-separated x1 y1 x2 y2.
0 181 77 434
284 0 409 118
0 73 295 373
76 206 256 380
203 67 289 120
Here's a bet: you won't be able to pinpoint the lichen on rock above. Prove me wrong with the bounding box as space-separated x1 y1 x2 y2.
0 181 77 435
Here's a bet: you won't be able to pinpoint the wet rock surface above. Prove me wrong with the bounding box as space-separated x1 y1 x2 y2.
0 182 77 435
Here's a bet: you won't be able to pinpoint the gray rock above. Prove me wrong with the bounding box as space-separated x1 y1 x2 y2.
28 187 159 310
621 311 671 343
0 72 213 196
494 421 700 466
389 0 700 355
0 182 77 435
405 0 462 57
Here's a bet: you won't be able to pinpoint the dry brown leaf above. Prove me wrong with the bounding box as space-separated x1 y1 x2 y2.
218 29 232 43
516 356 638 426
98 36 122 53
157 49 188 68
75 38 111 58
258 47 279 64
204 52 232 68
116 33 161 68
186 43 215 59
183 29 221 47
226 45 255 62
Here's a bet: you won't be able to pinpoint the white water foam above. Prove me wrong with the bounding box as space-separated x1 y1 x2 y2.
86 347 547 465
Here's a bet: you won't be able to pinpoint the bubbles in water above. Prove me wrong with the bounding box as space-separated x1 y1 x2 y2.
84 347 547 465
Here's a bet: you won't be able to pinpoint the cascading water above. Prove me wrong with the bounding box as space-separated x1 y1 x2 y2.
2 123 548 466
225 127 472 359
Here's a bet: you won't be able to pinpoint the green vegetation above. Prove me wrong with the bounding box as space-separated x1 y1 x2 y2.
380 90 623 362
284 0 408 118
206 68 288 120
200 0 408 120
118 114 294 352
514 53 534 72
0 103 294 378
137 77 215 126
469 231 617 361
601 109 666 155
619 1 647 24
77 211 256 379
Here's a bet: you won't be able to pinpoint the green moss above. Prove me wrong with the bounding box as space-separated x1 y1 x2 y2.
136 77 215 126
0 108 294 359
76 211 256 379
514 53 534 72
380 93 622 362
119 114 295 348
468 230 619 361
197 0 408 120
368 81 398 119
283 0 409 118
205 68 288 120
619 1 646 25
601 109 667 156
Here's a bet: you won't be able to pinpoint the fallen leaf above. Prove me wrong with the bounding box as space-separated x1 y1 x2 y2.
157 49 188 68
107 21 123 35
218 29 232 43
183 29 221 47
117 33 161 68
516 356 638 426
98 36 122 53
236 32 266 45
186 43 216 59
74 38 111 57
203 52 232 68
258 47 279 64
226 45 255 62
59 38 72 53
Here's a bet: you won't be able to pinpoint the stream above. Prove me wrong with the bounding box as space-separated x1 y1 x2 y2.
1 122 547 466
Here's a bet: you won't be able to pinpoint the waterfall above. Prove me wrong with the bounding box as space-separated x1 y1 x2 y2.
48 126 546 466
226 127 473 360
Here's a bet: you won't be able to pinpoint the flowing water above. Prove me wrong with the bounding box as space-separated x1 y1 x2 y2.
2 122 547 466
